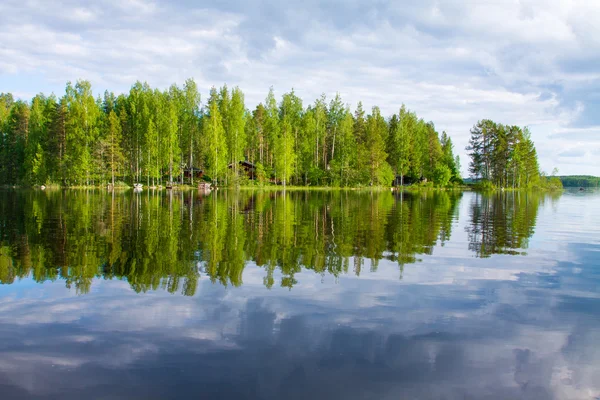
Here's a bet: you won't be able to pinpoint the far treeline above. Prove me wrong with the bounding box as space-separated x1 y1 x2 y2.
466 119 562 190
0 79 463 188
558 176 600 188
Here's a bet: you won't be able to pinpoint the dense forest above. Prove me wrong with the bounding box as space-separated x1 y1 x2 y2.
0 80 462 188
558 175 600 188
0 190 550 295
466 120 562 190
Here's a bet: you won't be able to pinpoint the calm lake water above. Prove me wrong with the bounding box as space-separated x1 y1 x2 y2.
0 189 599 400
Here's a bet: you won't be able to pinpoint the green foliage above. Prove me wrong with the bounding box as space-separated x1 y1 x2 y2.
473 179 496 191
433 164 452 187
203 88 228 185
254 162 267 184
558 175 599 187
376 162 395 187
466 120 543 190
2 80 466 189
546 176 563 191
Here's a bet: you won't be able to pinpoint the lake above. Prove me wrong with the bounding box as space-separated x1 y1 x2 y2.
0 189 599 400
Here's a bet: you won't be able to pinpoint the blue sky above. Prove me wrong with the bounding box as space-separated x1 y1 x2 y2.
1 0 599 175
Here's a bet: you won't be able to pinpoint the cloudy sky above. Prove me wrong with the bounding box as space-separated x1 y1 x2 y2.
1 0 599 175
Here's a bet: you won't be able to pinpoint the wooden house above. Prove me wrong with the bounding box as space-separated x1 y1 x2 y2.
228 160 257 179
184 167 204 180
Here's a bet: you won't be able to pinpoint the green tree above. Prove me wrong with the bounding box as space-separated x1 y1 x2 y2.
106 110 124 186
326 93 345 170
388 105 413 186
228 87 246 182
181 79 201 184
4 100 29 184
24 94 50 185
65 80 100 185
365 106 390 186
164 90 181 183
264 87 279 172
203 88 227 185
299 107 316 185
335 111 356 186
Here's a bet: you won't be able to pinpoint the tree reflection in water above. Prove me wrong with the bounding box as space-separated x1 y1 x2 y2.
0 189 552 295
465 191 559 258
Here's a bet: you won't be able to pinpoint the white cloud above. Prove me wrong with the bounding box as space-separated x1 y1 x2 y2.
0 0 598 175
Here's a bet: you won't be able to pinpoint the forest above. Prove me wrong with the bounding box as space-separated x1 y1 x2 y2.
558 175 600 188
0 79 462 188
466 119 562 190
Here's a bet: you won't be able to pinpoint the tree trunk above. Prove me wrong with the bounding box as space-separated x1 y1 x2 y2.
189 138 193 186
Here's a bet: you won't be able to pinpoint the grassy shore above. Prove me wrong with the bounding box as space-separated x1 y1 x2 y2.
3 182 563 193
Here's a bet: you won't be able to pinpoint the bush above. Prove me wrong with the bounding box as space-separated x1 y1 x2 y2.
254 162 268 185
113 180 129 188
546 176 563 191
433 164 452 187
474 180 495 191
375 162 395 187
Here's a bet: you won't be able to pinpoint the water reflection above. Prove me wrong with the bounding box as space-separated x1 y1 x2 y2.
1 190 600 399
466 192 559 257
0 189 557 294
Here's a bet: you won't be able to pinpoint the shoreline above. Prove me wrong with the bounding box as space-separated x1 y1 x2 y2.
0 184 567 193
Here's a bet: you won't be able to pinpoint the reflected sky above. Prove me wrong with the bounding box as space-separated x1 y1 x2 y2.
0 189 599 399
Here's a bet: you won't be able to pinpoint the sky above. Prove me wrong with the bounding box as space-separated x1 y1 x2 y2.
1 0 599 176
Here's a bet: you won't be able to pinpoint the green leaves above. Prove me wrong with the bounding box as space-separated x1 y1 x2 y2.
467 121 543 189
203 88 227 184
1 80 465 189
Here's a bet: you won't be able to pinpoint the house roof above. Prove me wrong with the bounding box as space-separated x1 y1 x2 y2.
228 160 256 169
239 160 256 168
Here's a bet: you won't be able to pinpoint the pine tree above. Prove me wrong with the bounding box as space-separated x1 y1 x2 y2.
5 100 29 184
106 110 124 186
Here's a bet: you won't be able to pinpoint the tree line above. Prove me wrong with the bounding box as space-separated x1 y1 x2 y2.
0 79 462 187
466 119 562 190
558 175 599 188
